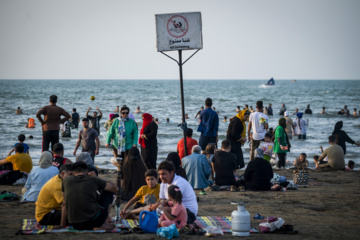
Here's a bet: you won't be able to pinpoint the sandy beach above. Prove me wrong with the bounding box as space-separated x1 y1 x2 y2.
1 168 359 239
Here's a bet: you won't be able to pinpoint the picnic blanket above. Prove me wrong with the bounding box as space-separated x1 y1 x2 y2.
20 216 234 234
195 216 232 233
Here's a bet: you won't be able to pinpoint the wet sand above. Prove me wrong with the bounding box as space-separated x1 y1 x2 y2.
0 168 359 239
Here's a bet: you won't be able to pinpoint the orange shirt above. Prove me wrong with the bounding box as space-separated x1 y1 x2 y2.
177 137 198 160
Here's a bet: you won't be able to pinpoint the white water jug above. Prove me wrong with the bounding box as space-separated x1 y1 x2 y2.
231 201 250 236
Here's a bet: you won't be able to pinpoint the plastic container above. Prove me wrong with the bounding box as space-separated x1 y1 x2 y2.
139 211 158 233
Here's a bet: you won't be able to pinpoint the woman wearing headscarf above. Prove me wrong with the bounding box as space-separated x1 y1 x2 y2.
121 147 147 201
22 151 59 202
76 152 98 176
139 113 158 169
106 106 138 161
274 118 291 169
226 110 250 169
293 112 309 139
166 152 187 180
332 121 360 155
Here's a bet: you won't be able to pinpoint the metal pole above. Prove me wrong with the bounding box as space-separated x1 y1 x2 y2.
178 50 188 156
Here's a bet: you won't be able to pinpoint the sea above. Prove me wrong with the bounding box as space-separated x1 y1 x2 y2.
0 79 359 170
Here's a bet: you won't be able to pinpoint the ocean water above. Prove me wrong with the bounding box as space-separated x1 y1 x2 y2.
0 79 359 170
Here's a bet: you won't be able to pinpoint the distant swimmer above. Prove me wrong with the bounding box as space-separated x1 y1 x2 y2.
185 113 189 119
155 118 159 124
304 104 312 114
292 108 299 116
194 106 204 118
279 103 286 116
236 106 241 112
244 104 249 111
134 106 142 113
25 118 36 128
223 116 227 122
249 106 255 113
344 105 350 115
263 106 268 115
114 106 119 113
212 107 216 111
16 107 23 114
166 118 172 124
321 107 326 114
353 108 358 118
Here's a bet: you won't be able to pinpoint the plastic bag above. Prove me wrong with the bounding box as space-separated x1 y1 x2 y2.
204 226 224 237
259 217 285 232
157 224 179 239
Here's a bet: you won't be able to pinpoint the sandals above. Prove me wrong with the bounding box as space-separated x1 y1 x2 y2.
254 214 265 219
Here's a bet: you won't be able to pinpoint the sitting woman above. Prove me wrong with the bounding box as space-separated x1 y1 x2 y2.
293 153 309 168
22 151 59 202
76 152 98 176
121 147 147 201
166 152 187 180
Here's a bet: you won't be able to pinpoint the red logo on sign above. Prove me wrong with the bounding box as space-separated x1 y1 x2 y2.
167 15 189 38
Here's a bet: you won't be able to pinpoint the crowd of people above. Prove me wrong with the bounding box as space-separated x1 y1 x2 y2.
0 94 359 231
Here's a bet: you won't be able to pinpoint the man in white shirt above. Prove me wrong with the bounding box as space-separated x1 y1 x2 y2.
158 161 198 222
247 101 269 161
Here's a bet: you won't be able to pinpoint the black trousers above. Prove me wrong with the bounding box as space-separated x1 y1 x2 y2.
42 130 59 152
277 153 287 168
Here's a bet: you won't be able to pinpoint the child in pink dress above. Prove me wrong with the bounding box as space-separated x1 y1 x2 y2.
158 185 188 228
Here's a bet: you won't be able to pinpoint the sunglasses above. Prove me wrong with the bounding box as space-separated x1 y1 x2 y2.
121 112 129 115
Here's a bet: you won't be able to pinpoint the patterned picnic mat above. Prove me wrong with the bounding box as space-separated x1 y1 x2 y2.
195 216 232 233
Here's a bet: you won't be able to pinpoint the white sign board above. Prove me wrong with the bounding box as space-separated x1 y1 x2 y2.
156 12 203 52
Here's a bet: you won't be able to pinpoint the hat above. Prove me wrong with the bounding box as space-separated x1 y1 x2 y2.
284 111 289 117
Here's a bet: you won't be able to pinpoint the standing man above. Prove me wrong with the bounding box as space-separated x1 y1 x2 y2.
247 101 269 161
86 107 103 135
73 118 100 164
36 95 71 152
197 98 219 150
267 103 273 116
71 108 80 129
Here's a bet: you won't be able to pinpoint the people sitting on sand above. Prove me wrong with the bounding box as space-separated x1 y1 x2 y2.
293 153 309 168
346 160 355 171
121 147 147 201
316 135 345 170
52 143 73 169
332 121 360 155
166 152 187 180
182 145 211 195
177 128 198 160
35 164 72 226
8 134 29 156
158 161 198 222
158 185 188 228
16 107 23 114
120 169 160 219
22 151 59 202
61 162 118 230
243 148 273 191
0 143 33 173
212 140 238 191
313 155 326 166
304 104 312 114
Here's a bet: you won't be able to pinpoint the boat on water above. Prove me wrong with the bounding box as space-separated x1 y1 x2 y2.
264 78 275 86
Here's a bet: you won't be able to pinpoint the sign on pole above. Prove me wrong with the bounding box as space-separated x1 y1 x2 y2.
156 12 203 52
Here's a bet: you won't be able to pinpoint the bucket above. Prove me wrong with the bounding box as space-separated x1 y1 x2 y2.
139 211 158 233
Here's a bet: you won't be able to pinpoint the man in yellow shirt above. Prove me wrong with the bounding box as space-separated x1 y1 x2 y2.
0 144 32 173
35 164 72 225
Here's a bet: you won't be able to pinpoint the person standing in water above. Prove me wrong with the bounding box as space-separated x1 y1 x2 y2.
332 121 360 155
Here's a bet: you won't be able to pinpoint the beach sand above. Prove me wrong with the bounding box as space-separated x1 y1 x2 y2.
1 168 359 239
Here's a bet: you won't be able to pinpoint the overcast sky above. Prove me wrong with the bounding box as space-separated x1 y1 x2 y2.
0 0 359 80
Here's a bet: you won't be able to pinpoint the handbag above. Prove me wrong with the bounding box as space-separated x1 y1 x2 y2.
293 166 309 186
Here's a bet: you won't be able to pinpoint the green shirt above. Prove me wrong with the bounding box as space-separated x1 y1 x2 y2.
274 126 289 153
106 118 138 151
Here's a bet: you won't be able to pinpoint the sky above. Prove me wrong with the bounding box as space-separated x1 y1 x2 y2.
0 0 359 80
